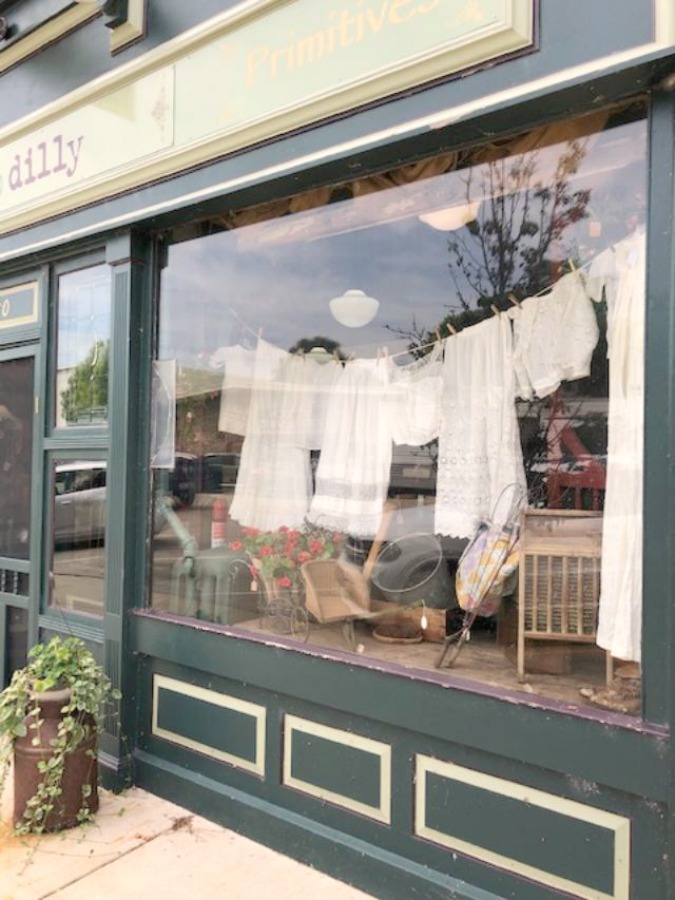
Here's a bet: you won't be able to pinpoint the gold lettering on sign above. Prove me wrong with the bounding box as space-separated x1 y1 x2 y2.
245 0 441 87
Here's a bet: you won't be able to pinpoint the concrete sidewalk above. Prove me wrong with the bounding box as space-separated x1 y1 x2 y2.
1 785 374 899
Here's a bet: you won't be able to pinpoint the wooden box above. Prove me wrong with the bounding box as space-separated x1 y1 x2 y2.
517 509 607 682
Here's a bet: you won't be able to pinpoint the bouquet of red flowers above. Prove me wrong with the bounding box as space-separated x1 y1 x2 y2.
230 522 344 594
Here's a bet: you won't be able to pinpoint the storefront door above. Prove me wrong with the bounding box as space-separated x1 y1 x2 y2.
0 346 39 684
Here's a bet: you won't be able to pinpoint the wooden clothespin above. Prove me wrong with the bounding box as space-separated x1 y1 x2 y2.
435 327 442 342
508 293 521 308
490 304 500 316
447 322 458 335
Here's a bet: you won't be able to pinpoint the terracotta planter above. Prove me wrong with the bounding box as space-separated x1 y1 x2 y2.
13 687 99 832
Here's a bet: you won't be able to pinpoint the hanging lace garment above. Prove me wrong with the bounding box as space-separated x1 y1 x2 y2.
229 340 313 530
308 345 443 537
210 344 257 436
586 228 645 663
435 315 526 538
512 270 600 400
303 355 343 450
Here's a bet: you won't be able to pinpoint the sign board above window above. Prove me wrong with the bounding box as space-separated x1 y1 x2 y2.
0 0 535 235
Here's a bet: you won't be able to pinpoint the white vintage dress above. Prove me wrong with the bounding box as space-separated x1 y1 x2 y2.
229 340 314 531
210 343 257 436
434 315 526 538
586 228 645 663
308 346 442 537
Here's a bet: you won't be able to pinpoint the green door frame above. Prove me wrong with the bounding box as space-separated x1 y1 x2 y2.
0 342 42 684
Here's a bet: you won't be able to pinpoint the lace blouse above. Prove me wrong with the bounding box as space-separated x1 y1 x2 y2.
512 270 600 400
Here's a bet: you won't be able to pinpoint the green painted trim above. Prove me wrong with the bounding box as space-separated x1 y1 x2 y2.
643 92 675 728
102 230 154 763
642 82 675 900
131 615 668 803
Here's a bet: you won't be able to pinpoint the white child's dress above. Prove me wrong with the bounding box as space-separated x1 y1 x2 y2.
434 315 526 538
586 229 646 663
211 344 257 436
229 340 313 531
308 347 442 537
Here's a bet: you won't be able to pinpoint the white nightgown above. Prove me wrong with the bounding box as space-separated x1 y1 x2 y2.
434 315 526 538
512 270 600 400
308 346 442 537
229 340 313 531
210 344 257 436
587 228 645 663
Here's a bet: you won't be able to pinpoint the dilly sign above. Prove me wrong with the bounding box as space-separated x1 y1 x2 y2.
0 0 534 235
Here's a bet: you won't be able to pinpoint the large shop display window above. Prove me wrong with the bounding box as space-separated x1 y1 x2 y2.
150 103 646 716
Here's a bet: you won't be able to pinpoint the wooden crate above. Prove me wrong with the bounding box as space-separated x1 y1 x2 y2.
517 509 610 682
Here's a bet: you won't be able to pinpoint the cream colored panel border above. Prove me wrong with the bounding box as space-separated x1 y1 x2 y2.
110 0 146 54
284 714 391 824
0 5 99 75
152 674 266 777
416 756 630 900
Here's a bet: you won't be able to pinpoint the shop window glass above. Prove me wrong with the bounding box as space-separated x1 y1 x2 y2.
49 459 107 618
4 606 29 685
55 264 112 428
0 356 33 559
150 103 646 717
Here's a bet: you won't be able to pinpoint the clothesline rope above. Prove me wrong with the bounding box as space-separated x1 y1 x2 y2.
385 257 596 362
226 238 620 365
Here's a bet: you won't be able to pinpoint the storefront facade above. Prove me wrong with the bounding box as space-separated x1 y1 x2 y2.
1 1 675 897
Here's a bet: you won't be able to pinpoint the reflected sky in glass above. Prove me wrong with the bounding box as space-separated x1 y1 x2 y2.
159 117 646 368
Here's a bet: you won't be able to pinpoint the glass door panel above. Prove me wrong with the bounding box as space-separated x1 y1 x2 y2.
0 356 34 560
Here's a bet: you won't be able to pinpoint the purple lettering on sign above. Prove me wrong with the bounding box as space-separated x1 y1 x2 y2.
8 134 84 192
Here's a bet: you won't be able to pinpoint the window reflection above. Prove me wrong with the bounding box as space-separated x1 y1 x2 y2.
150 104 647 715
4 607 29 685
55 264 111 428
50 459 107 618
0 357 33 560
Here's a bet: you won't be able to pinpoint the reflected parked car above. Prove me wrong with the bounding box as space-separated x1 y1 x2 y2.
201 453 240 492
54 462 107 546
54 461 165 546
168 453 198 506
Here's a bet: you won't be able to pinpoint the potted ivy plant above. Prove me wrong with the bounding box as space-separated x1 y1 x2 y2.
0 635 120 835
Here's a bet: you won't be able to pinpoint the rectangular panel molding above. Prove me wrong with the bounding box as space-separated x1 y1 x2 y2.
152 674 266 776
416 755 630 900
284 714 391 824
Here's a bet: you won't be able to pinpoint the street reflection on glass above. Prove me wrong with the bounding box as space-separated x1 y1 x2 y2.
149 105 647 714
0 357 33 560
55 265 111 428
50 459 106 618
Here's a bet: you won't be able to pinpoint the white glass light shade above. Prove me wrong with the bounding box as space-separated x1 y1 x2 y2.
418 200 481 232
329 289 380 328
